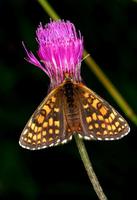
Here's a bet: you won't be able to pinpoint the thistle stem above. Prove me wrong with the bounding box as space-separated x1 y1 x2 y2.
74 135 108 200
37 0 60 19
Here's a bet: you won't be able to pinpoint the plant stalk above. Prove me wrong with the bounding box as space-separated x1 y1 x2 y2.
74 135 108 200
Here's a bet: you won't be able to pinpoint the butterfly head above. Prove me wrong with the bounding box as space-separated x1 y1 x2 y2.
63 72 73 83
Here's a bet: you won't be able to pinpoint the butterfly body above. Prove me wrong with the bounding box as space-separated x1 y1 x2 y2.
19 77 130 150
63 80 81 133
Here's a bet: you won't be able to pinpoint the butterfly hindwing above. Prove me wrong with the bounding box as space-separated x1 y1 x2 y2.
76 84 130 140
19 87 69 150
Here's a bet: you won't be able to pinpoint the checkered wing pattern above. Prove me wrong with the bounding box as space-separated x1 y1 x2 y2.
19 87 72 150
76 84 130 140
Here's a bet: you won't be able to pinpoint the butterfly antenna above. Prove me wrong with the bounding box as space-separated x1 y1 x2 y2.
82 53 90 62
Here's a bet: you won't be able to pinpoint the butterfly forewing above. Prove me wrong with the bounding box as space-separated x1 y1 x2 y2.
76 84 130 140
19 86 71 150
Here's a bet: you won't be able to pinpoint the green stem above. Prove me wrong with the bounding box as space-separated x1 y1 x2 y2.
37 0 60 19
74 135 108 200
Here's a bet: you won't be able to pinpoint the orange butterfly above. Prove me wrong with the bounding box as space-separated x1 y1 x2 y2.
19 77 130 150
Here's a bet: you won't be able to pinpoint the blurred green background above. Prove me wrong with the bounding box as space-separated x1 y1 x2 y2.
0 0 137 199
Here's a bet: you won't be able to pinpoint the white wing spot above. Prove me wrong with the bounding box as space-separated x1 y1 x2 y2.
23 129 28 135
97 137 103 140
90 135 94 139
104 138 109 141
69 135 72 140
56 139 60 143
49 143 54 147
61 139 67 144
84 136 91 140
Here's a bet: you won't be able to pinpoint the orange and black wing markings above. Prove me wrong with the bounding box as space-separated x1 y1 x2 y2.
19 80 130 150
76 84 130 140
19 87 70 150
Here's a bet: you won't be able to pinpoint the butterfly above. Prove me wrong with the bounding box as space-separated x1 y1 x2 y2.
19 76 130 150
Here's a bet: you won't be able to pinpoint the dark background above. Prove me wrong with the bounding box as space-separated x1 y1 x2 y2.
0 0 137 199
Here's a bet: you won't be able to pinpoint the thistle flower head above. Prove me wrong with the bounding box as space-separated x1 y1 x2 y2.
24 20 83 88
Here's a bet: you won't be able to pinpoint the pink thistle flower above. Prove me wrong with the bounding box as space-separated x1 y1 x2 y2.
23 20 84 89
20 20 130 151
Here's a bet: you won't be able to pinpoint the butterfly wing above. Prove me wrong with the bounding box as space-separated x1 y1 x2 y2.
19 86 72 150
76 83 130 140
